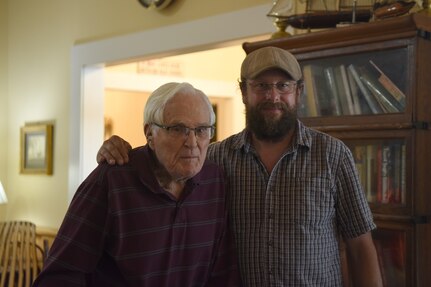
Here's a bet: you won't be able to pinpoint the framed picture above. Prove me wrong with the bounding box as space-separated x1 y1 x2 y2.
20 124 53 175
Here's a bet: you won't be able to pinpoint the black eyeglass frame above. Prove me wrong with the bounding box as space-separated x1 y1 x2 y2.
152 123 215 140
247 81 298 94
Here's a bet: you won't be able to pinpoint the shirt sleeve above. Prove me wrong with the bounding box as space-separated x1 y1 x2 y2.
33 165 112 287
336 146 376 239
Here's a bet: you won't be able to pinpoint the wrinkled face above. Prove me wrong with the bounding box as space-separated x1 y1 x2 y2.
146 93 211 181
242 69 301 141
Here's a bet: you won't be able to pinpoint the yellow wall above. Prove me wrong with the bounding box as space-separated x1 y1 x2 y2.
0 0 8 220
104 89 150 148
0 0 268 228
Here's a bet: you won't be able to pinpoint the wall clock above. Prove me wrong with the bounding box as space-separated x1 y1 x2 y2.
138 0 174 10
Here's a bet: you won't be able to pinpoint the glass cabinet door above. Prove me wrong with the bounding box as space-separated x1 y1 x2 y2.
372 221 413 287
297 44 409 118
345 138 406 206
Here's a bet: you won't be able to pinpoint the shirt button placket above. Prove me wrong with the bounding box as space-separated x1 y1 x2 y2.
266 187 275 285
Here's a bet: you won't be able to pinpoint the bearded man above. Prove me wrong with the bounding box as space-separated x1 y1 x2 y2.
97 47 383 287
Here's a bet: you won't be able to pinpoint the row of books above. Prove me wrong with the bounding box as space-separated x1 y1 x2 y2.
373 229 406 287
349 142 406 205
301 60 406 117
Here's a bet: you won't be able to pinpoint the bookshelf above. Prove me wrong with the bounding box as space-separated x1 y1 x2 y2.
243 12 431 287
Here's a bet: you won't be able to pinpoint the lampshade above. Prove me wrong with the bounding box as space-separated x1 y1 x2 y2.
0 181 8 204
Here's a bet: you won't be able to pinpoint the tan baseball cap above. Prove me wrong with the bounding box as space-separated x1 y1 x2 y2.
241 46 302 81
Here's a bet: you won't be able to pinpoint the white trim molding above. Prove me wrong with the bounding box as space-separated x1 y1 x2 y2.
70 4 274 200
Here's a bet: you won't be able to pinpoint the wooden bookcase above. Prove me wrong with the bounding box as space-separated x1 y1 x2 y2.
243 13 431 287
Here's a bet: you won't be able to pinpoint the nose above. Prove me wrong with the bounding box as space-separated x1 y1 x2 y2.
265 86 281 102
184 130 198 147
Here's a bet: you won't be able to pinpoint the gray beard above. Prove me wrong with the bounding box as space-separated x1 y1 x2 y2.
246 101 297 142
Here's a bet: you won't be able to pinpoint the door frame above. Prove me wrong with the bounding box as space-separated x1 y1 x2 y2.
70 4 274 200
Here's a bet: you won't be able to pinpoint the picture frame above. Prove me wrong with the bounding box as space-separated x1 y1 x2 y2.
20 124 53 175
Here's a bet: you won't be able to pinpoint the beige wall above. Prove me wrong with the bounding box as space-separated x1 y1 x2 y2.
104 89 150 148
0 0 269 228
0 0 8 220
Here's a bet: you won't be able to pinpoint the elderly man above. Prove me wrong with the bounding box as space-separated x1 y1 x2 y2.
96 47 383 287
33 82 241 287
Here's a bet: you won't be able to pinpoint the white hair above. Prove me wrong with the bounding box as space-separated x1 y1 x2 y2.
143 82 215 125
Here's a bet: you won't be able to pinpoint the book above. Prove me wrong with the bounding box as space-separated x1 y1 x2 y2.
365 82 399 113
366 144 378 203
338 64 356 115
391 143 402 204
400 144 406 205
333 65 351 115
381 145 391 204
347 67 372 114
374 240 388 287
302 64 333 116
369 60 406 107
352 145 367 194
347 64 382 114
302 64 321 116
346 68 362 115
358 66 403 113
323 66 342 116
376 145 383 203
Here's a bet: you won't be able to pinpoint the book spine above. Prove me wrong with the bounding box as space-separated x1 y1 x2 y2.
366 144 377 203
360 73 401 113
303 64 320 117
347 68 362 115
334 65 351 115
381 145 391 204
339 64 355 115
391 143 402 204
376 145 382 203
353 145 368 199
369 60 406 106
400 144 406 205
323 67 342 116
347 64 382 114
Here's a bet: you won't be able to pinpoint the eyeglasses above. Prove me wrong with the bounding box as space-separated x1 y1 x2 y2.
248 81 297 94
153 123 215 140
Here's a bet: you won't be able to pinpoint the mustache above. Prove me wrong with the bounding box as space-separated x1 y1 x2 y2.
257 101 288 110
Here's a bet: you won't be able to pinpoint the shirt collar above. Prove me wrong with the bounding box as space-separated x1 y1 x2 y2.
233 120 312 153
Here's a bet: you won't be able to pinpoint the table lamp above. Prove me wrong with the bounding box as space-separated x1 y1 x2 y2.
0 180 8 204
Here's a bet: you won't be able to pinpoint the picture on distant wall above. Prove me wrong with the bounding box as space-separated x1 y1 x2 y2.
20 124 53 175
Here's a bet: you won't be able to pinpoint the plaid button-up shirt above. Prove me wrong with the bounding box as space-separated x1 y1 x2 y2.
207 121 376 287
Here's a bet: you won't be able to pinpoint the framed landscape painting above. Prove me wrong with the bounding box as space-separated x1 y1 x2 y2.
20 124 53 175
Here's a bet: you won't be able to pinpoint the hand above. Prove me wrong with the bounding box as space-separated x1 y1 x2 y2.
96 135 132 165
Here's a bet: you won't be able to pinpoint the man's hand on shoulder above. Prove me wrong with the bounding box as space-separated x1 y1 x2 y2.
96 135 132 165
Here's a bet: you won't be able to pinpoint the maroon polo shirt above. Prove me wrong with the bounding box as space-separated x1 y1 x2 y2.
33 145 241 287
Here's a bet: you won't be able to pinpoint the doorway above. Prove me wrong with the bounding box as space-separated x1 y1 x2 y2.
70 4 274 200
103 45 250 148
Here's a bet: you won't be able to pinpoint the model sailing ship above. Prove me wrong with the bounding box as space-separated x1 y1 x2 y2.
267 0 373 29
268 0 416 29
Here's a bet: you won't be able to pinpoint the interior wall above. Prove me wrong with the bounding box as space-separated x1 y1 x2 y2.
3 0 270 229
0 0 8 218
104 89 150 148
74 6 274 194
104 89 239 148
103 45 250 148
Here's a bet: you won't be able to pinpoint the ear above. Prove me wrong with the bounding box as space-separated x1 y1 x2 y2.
144 124 154 147
296 83 304 103
144 123 151 137
240 85 248 104
241 93 248 104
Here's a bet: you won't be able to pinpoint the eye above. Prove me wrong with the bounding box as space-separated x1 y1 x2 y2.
255 83 268 90
169 125 186 134
195 127 207 136
277 83 290 90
